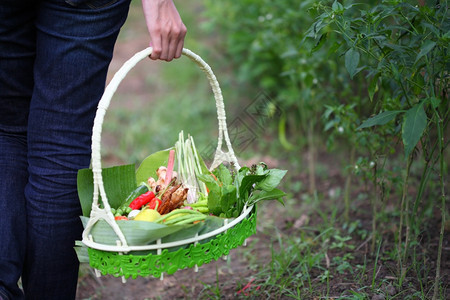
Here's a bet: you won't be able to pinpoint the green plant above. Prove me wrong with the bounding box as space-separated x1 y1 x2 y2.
198 267 222 299
203 0 363 195
307 1 449 298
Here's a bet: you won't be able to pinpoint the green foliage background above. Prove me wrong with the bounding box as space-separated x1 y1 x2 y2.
201 0 449 298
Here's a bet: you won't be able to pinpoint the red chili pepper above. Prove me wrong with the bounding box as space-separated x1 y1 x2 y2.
129 191 156 210
115 216 128 221
147 198 162 210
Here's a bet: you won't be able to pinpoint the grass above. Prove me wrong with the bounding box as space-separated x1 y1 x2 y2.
170 185 446 299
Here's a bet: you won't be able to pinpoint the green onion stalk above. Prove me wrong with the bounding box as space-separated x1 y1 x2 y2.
175 131 208 203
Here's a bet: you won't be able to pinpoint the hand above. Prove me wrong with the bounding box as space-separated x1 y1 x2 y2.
142 0 187 61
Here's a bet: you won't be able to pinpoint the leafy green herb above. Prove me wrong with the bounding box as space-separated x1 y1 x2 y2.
199 162 287 218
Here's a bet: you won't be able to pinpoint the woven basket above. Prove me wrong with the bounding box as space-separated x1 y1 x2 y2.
81 47 256 280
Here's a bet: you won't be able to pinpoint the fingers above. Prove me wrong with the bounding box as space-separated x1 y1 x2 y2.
166 35 177 61
175 39 183 59
159 27 170 60
148 36 161 60
143 0 187 62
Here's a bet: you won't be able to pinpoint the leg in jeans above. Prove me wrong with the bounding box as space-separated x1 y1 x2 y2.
0 0 131 299
0 1 36 299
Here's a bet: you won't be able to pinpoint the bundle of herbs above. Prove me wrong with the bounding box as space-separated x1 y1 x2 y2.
198 163 287 218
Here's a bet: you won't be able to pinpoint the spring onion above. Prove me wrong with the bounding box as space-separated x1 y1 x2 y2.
175 131 208 203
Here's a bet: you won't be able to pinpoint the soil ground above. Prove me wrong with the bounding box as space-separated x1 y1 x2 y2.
76 151 449 299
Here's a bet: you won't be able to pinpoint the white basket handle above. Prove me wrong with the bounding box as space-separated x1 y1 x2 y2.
83 47 239 248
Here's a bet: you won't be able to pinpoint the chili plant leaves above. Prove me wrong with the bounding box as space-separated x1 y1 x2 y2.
331 0 344 13
206 189 222 216
368 74 380 102
357 105 427 157
345 48 360 79
415 41 436 64
357 110 404 130
402 103 427 157
221 185 238 217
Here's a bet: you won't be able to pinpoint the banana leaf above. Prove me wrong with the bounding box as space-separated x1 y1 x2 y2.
79 214 230 247
81 216 188 246
198 216 226 235
74 240 90 263
136 148 171 184
161 215 227 246
77 164 136 217
196 215 231 245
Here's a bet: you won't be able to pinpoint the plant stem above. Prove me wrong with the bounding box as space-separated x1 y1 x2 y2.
344 146 356 222
413 141 434 218
403 174 412 276
307 120 316 194
398 155 413 281
371 158 378 254
432 107 446 300
371 239 382 290
373 155 388 252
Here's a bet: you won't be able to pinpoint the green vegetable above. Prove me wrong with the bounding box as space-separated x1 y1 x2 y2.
116 183 149 215
175 131 209 203
164 214 206 225
193 206 209 213
198 162 287 218
187 198 209 213
172 215 206 225
155 209 205 225
189 200 208 207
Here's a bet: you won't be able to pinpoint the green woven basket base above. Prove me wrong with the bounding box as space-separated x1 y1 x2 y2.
87 209 257 279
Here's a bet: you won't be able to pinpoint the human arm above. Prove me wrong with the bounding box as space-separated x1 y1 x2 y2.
142 0 187 61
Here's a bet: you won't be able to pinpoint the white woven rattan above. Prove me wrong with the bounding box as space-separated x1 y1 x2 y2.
82 47 252 253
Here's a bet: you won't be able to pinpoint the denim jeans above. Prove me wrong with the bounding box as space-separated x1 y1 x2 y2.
0 0 131 299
